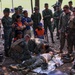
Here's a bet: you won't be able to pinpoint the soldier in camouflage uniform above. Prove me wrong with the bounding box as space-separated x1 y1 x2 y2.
67 8 75 55
18 6 24 18
9 50 54 74
1 8 14 57
31 6 41 35
53 5 62 39
9 38 31 62
12 7 20 23
68 1 74 11
12 8 20 38
24 34 37 54
59 5 72 53
42 3 54 43
9 34 38 62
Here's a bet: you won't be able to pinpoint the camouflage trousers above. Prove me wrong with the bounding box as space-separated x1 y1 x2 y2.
60 32 66 50
67 33 75 54
53 20 59 37
44 21 54 42
4 29 12 55
22 56 45 70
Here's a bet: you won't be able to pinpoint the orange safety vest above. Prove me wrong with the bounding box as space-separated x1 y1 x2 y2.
35 28 45 36
16 22 22 27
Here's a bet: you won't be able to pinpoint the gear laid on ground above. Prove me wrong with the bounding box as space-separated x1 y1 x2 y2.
61 54 74 63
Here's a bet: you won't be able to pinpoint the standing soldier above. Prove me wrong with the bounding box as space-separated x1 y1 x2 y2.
53 5 62 39
67 7 75 55
12 7 20 23
42 3 54 43
1 8 14 57
31 6 41 35
18 6 24 18
12 8 20 38
68 1 73 11
59 5 72 53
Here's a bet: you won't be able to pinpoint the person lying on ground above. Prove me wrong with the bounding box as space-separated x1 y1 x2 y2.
9 50 54 74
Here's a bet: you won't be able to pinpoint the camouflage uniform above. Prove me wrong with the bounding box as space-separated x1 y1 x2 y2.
42 9 54 43
18 6 24 19
53 9 62 38
68 1 74 11
27 40 37 53
9 38 31 62
59 11 72 51
69 6 74 11
67 16 75 54
12 8 19 23
31 12 41 33
21 53 52 70
1 8 13 56
12 13 17 23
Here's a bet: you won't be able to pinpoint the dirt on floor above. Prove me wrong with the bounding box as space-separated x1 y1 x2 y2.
0 28 74 75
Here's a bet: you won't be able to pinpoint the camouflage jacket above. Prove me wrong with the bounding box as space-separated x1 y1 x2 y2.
54 10 62 21
12 13 17 23
9 38 31 62
27 40 37 53
42 9 53 21
2 16 12 30
69 16 75 29
31 12 41 28
59 11 73 33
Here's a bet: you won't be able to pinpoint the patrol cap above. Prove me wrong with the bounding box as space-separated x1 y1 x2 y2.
18 6 23 10
55 5 60 7
14 7 19 11
52 4 56 7
56 1 61 6
3 8 10 13
38 23 42 27
52 1 60 8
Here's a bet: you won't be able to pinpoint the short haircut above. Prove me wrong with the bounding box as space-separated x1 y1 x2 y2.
63 5 69 9
45 3 48 6
3 8 10 13
16 15 20 19
23 10 27 14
